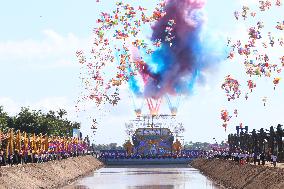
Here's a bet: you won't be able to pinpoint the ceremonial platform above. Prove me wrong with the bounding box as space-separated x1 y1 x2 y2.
99 130 201 166
98 114 201 165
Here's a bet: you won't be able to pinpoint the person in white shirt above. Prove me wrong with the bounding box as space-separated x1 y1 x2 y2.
257 154 261 165
272 155 277 167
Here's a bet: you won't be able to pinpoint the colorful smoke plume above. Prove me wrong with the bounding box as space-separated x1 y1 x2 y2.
131 0 227 98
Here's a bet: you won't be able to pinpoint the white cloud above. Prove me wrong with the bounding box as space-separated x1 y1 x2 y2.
32 97 69 111
0 29 89 70
237 0 258 6
0 97 20 115
0 96 79 122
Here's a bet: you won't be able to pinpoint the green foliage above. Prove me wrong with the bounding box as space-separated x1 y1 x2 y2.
0 106 9 131
92 143 124 151
0 106 80 137
184 141 211 151
228 124 284 160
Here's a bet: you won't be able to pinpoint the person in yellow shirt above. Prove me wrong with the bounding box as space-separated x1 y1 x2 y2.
172 139 182 156
6 129 14 166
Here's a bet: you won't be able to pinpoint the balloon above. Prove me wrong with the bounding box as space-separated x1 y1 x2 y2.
221 75 241 101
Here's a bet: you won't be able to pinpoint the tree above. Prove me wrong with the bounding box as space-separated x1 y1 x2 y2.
13 107 38 134
228 125 284 161
276 124 283 158
92 143 124 151
258 128 266 153
239 130 245 150
0 106 9 131
0 106 81 137
57 109 67 119
267 126 275 154
251 129 258 153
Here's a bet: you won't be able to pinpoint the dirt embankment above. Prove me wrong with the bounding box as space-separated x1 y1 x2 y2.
0 155 103 189
191 158 284 189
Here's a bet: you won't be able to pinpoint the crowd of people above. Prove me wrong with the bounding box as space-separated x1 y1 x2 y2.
98 150 202 160
0 129 90 166
204 150 278 167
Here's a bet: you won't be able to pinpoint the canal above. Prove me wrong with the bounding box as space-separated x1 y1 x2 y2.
64 165 221 189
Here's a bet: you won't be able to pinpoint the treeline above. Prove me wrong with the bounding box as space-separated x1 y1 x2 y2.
92 143 124 151
184 142 211 151
183 141 228 151
0 106 80 137
228 124 284 160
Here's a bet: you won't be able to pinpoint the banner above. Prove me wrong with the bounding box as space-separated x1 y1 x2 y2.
100 150 127 157
181 150 202 157
72 128 80 138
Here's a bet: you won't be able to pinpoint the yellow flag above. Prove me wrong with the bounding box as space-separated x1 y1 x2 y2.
10 129 14 154
0 130 2 149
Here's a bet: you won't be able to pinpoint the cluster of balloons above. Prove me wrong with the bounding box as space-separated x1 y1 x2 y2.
220 0 283 131
229 0 283 90
220 109 232 131
75 1 180 134
247 79 257 93
220 109 239 131
77 0 226 136
221 75 241 101
77 0 167 110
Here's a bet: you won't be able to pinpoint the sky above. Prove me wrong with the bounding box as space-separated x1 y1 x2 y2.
0 0 283 145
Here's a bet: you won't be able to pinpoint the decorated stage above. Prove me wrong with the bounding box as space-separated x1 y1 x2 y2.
98 115 201 165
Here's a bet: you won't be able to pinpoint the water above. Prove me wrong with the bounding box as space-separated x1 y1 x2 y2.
64 165 220 189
